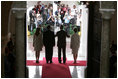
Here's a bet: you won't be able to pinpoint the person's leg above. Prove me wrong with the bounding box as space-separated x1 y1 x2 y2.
63 47 66 63
30 16 32 30
44 15 47 24
58 47 61 63
37 21 39 27
32 23 35 31
43 15 45 24
75 53 78 60
62 14 64 23
35 51 39 63
30 23 32 32
73 54 76 63
48 46 51 63
31 23 33 32
37 51 40 60
61 15 63 23
75 53 77 63
45 47 49 63
32 16 35 22
35 51 37 60
49 47 53 63
29 23 31 32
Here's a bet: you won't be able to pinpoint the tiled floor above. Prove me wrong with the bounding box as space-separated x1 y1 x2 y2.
27 29 87 78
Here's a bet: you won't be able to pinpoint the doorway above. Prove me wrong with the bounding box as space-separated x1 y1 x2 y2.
26 1 88 62
26 1 88 78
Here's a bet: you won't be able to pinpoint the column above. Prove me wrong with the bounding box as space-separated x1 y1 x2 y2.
15 11 25 78
100 9 115 78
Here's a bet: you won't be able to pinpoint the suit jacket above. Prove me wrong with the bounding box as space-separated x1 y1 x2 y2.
56 30 70 48
43 30 55 47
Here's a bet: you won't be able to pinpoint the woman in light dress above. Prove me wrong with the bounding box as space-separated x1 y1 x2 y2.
33 28 43 63
70 28 80 63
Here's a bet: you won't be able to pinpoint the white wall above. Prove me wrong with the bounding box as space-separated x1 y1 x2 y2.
78 6 88 60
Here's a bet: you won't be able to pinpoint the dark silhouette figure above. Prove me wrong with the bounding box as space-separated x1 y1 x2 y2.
4 39 15 78
109 42 117 78
55 25 70 63
43 25 55 63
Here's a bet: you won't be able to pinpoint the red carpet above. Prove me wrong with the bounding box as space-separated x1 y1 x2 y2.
42 64 72 78
27 57 87 66
27 57 86 78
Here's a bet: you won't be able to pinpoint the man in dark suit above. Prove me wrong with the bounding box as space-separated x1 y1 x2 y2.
43 25 55 63
55 25 70 63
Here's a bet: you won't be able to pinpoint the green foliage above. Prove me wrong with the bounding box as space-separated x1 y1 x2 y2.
33 28 36 34
30 32 33 35
77 1 81 5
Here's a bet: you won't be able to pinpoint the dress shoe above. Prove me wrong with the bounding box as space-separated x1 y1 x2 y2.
63 61 66 64
50 60 53 63
73 61 77 64
59 61 61 63
46 61 49 64
36 60 39 63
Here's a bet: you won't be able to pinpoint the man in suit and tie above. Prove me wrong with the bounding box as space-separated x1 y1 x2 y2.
43 25 55 63
55 25 70 63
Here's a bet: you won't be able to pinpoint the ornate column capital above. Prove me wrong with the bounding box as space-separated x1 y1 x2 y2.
99 9 115 19
11 1 26 19
12 8 26 19
99 1 116 19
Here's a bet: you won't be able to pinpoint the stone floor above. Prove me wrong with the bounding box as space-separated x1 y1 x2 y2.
26 30 87 78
